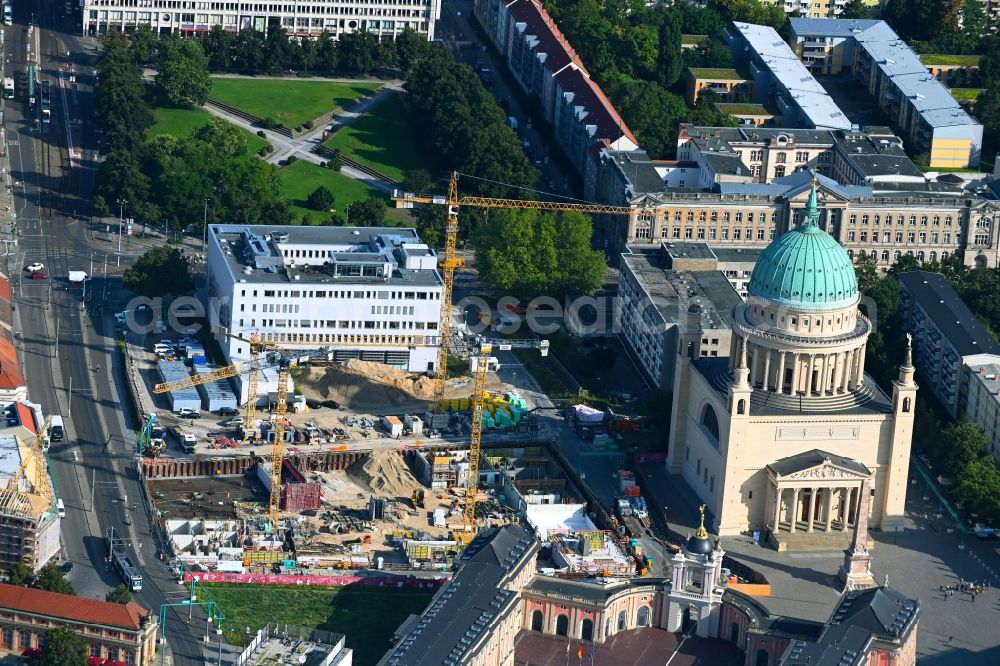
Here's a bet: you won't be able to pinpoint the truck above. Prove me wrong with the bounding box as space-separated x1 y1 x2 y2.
107 527 143 591
68 271 88 283
2 77 13 100
174 426 197 453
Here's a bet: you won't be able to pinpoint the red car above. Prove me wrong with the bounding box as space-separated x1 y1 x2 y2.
29 271 48 280
504 302 527 315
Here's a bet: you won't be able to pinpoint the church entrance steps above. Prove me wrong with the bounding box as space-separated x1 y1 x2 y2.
770 525 865 552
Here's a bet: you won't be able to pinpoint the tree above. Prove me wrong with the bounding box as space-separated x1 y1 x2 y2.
414 205 447 247
474 209 605 301
402 168 433 194
129 24 157 65
192 117 248 158
156 38 213 106
396 27 430 72
656 9 684 89
106 584 133 604
203 25 235 71
96 148 151 207
606 78 688 159
339 32 379 73
34 564 75 596
123 246 195 297
686 89 739 127
346 197 387 225
838 0 872 17
298 37 318 75
307 185 335 211
316 31 338 73
263 25 293 74
233 29 264 73
8 562 32 585
38 628 87 666
853 251 878 293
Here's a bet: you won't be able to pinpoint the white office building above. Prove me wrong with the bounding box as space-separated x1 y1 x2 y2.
82 0 439 40
206 225 442 402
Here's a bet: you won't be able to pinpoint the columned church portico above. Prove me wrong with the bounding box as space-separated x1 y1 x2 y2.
766 450 872 535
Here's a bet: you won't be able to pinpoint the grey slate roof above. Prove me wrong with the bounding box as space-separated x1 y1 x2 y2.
898 271 1000 357
767 449 872 478
782 587 920 666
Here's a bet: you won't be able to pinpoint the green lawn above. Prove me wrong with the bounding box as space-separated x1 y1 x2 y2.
278 160 381 223
209 78 382 128
715 103 773 116
950 88 984 102
920 54 981 66
682 34 707 45
149 105 269 155
205 584 434 666
324 93 423 183
688 67 744 80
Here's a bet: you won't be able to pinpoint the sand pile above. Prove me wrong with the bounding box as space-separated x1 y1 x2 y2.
346 450 424 500
296 362 434 410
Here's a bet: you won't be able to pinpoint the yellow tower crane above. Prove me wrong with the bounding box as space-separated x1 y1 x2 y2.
6 416 54 505
393 171 632 401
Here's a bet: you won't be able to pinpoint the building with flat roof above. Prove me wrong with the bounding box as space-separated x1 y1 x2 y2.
206 225 442 403
0 583 158 664
617 243 741 390
962 356 1000 460
82 0 439 40
725 22 852 131
898 271 1000 418
237 624 352 666
685 68 751 106
787 18 982 168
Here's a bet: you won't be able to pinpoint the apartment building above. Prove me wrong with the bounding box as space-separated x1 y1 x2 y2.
616 243 741 390
898 271 1000 418
759 0 879 18
206 225 442 402
724 22 853 131
787 18 982 168
963 357 1000 459
82 0 439 40
473 0 638 176
0 584 158 665
685 68 750 106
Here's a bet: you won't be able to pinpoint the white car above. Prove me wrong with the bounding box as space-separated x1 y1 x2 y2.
177 408 199 418
25 263 44 272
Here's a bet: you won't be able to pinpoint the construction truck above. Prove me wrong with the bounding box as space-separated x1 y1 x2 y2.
411 489 425 508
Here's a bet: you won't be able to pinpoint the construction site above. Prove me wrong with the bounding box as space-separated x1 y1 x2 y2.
0 403 59 574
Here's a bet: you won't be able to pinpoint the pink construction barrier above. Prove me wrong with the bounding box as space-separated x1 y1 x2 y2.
183 572 446 588
634 452 667 464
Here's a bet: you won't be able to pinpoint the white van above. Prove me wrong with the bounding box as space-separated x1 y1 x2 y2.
56 499 65 517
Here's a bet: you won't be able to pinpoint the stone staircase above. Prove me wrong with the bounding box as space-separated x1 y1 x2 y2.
770 525 864 553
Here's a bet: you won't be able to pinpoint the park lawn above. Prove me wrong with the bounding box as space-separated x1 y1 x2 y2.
209 78 381 128
278 160 384 224
149 105 269 155
919 54 981 66
205 584 434 666
324 93 423 183
950 88 984 102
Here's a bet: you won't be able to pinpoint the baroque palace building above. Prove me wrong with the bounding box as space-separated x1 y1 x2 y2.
666 180 917 539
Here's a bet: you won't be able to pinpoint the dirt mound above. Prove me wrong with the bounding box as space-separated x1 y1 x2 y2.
346 450 424 500
296 362 434 410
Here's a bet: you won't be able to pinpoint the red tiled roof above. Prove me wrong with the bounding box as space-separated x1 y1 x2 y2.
0 584 150 630
507 0 586 76
14 402 36 434
0 329 24 391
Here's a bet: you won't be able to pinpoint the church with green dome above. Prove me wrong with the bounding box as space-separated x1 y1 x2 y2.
666 178 918 545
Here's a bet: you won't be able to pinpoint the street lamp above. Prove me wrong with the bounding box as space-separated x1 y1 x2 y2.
116 198 127 266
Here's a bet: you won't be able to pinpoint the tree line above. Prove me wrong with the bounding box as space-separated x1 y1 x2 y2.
126 22 426 76
855 252 1000 527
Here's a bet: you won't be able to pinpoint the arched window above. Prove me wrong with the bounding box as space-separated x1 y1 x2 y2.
737 399 746 415
756 649 770 666
556 615 569 636
902 397 911 413
701 405 720 445
730 623 740 644
636 606 650 627
617 610 627 632
581 618 594 641
531 610 543 631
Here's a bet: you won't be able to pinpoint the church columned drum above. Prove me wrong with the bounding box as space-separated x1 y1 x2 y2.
667 176 917 540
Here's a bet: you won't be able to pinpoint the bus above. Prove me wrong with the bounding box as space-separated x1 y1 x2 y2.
2 77 13 99
107 527 143 591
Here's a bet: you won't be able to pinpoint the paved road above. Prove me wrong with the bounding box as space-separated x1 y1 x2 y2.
4 5 227 664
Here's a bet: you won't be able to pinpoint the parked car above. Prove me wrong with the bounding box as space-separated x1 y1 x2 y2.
30 271 48 280
216 407 239 416
306 399 323 409
321 400 340 409
221 417 244 427
177 408 199 418
25 262 44 272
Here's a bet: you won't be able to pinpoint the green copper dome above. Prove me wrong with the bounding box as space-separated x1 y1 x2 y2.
747 182 858 310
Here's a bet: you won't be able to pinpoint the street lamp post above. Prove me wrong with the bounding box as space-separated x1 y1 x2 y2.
116 198 127 266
